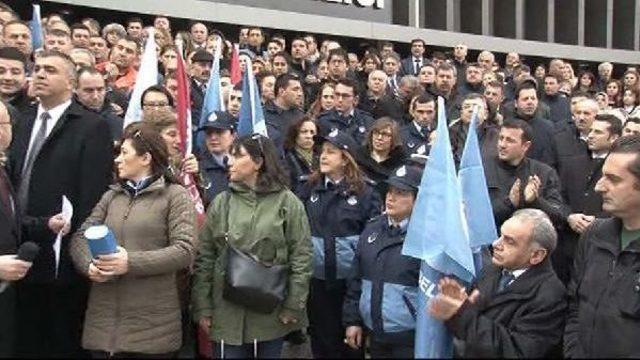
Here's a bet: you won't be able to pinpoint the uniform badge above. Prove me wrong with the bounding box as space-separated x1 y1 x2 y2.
358 126 366 133
347 195 358 206
407 142 415 149
207 112 218 122
328 128 339 138
367 232 378 243
396 166 407 177
417 144 426 155
311 194 319 203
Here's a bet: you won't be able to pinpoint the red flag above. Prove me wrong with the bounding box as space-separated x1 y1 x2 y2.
177 48 211 358
176 46 205 226
230 44 241 85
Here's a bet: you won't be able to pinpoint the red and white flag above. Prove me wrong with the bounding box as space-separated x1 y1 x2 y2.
230 43 242 85
176 47 206 226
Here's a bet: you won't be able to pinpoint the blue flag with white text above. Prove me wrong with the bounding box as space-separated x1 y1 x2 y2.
459 109 498 274
402 97 476 358
237 59 268 137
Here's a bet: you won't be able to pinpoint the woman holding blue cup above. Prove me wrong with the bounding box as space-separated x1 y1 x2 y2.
70 123 196 358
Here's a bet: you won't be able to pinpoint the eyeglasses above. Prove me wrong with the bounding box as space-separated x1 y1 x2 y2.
373 129 393 139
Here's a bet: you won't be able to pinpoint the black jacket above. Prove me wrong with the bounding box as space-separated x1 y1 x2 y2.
400 121 431 157
542 93 572 125
449 120 499 168
7 100 113 284
263 101 305 152
457 81 484 97
356 146 408 196
317 108 375 146
0 167 19 357
190 78 206 129
483 156 569 228
374 94 407 123
507 113 558 168
283 149 315 197
446 259 567 358
400 56 428 76
565 218 640 358
97 101 124 142
199 151 229 206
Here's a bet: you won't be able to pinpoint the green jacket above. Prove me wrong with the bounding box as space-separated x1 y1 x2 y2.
191 182 312 345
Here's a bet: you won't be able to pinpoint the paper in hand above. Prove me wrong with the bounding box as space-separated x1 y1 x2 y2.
53 195 73 278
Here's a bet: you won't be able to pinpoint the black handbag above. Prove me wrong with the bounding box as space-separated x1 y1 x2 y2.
221 193 288 314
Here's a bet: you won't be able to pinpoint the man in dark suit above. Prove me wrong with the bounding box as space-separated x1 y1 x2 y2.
400 39 428 76
189 49 213 129
0 100 32 358
7 50 113 358
429 209 567 358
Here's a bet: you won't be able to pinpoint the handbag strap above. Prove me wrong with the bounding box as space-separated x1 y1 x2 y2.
222 190 284 265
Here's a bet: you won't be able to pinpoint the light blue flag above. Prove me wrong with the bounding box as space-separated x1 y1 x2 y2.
237 59 268 137
29 4 43 50
402 97 475 358
459 108 498 274
123 28 158 128
197 38 225 149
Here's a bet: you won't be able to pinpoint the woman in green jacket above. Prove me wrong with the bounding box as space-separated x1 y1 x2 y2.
192 134 312 358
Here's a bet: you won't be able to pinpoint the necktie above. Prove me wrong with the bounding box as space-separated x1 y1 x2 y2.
419 126 430 138
497 271 515 292
18 112 50 210
414 58 421 74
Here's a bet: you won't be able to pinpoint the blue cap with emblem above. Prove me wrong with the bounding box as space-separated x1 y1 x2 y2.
198 110 237 132
318 128 359 157
385 165 423 193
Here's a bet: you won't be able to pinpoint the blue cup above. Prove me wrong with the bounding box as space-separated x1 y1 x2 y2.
85 225 118 258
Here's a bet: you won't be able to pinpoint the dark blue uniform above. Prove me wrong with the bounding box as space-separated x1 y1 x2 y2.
199 151 229 205
301 178 381 358
400 122 431 158
343 215 420 358
316 109 375 146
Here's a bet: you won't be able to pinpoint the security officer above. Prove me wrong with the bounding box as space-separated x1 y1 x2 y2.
400 94 435 158
343 165 423 358
198 110 236 204
317 78 375 146
300 129 382 358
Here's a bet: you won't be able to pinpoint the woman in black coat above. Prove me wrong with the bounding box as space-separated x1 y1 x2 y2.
283 116 319 196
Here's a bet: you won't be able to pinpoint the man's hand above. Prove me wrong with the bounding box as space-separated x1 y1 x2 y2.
428 277 480 321
509 178 521 207
0 255 32 281
345 326 363 349
94 246 128 276
439 277 468 302
279 310 299 325
47 213 70 235
567 213 595 234
524 175 541 204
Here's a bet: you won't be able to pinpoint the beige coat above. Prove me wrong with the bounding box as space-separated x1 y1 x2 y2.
70 177 196 354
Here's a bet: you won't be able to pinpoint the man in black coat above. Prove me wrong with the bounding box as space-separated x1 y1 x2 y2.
564 135 640 358
264 73 305 153
0 100 32 358
7 50 113 358
75 67 123 143
541 74 572 125
399 39 428 76
189 50 213 129
429 208 567 358
484 119 569 229
507 81 557 167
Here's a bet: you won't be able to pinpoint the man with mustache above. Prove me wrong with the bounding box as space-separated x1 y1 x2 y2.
106 36 139 94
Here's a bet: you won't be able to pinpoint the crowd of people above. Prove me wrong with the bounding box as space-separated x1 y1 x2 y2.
0 1 640 358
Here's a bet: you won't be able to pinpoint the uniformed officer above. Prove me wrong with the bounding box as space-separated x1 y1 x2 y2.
299 129 382 358
316 78 375 146
343 165 422 358
400 94 436 157
198 110 236 204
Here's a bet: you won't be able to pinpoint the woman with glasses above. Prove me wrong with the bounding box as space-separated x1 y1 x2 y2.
356 117 407 196
192 134 312 359
69 123 196 358
299 129 381 358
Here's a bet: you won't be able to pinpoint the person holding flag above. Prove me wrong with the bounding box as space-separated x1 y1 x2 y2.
343 165 423 358
428 208 567 358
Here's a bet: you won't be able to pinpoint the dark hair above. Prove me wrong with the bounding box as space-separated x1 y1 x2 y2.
431 51 446 61
46 28 71 39
335 77 359 96
544 73 561 83
126 17 143 26
571 90 591 99
410 38 426 47
274 73 300 98
624 86 640 106
256 71 275 86
412 93 435 110
160 44 178 56
379 41 393 50
606 79 624 107
328 48 348 63
70 23 90 33
0 46 26 66
77 66 102 79
230 134 289 191
609 135 640 186
142 85 175 108
272 51 291 65
486 80 504 92
627 117 640 125
142 107 177 132
291 36 307 47
283 115 316 151
121 122 174 182
501 118 534 143
515 81 538 100
436 62 455 75
594 114 623 137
